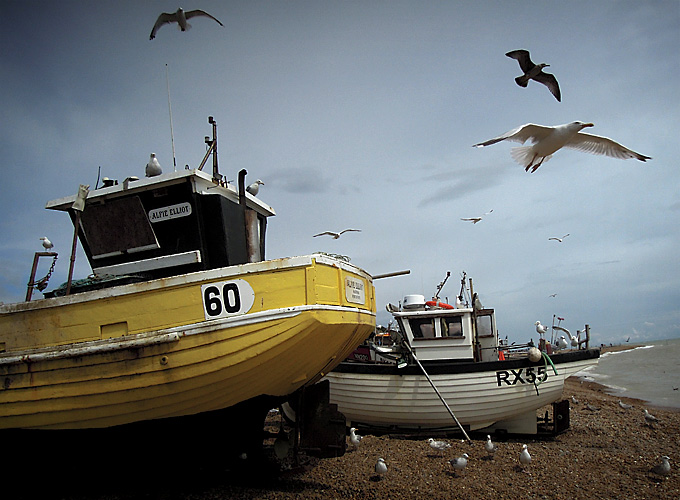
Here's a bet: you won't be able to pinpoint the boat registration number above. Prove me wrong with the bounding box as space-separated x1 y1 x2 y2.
496 366 548 386
201 279 255 320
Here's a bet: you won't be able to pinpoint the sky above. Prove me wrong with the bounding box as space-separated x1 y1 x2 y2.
1 1 679 346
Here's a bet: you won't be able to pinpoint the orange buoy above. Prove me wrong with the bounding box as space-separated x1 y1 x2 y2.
425 300 454 310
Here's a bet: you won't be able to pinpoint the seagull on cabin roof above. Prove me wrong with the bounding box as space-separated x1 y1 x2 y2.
150 7 224 40
313 229 361 239
549 234 570 242
473 121 651 173
460 209 493 224
506 49 561 102
145 153 162 177
246 179 264 196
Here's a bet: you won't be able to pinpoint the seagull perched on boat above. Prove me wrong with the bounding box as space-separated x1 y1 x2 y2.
461 209 493 224
246 179 264 196
519 444 532 472
556 335 569 350
349 427 362 450
375 457 388 478
535 321 548 335
150 8 224 40
651 456 671 476
618 400 633 410
473 122 651 173
549 234 570 242
506 49 561 102
485 435 498 459
449 453 469 476
313 229 361 239
40 237 54 250
145 153 162 177
428 438 452 454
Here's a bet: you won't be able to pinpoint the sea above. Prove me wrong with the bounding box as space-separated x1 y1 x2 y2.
577 337 680 409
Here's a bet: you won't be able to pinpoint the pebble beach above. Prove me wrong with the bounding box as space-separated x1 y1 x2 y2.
36 347 680 499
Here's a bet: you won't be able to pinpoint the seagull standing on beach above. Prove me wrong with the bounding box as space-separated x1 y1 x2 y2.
150 8 224 40
146 153 162 177
644 409 659 426
618 400 633 410
473 122 651 173
375 457 388 478
246 179 264 196
651 456 671 476
460 209 493 224
40 237 54 250
313 229 361 239
349 427 362 449
519 444 532 472
549 234 570 242
485 435 498 459
449 453 469 476
506 49 561 102
428 438 452 455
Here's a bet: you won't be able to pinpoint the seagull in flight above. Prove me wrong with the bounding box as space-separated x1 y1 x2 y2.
506 49 561 102
549 234 570 242
473 121 651 173
461 209 493 224
150 8 224 40
313 229 361 239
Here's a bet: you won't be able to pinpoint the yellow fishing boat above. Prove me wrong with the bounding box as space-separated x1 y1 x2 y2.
0 118 375 459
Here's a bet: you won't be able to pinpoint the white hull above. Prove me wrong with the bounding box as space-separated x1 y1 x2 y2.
325 352 598 431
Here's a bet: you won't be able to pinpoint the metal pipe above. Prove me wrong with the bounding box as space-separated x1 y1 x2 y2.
372 270 410 280
401 341 471 443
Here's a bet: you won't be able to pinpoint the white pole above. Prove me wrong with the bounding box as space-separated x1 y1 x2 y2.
165 63 177 172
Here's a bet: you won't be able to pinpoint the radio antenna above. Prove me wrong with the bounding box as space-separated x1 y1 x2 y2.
165 63 177 172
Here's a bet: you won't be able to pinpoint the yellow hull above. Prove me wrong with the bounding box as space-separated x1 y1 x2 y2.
0 254 375 429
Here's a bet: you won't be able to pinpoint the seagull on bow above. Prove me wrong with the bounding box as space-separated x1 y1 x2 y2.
485 435 498 459
449 453 469 476
651 456 671 476
40 237 54 250
461 209 493 224
428 438 452 455
549 234 570 242
150 8 224 40
535 321 548 335
246 179 264 196
473 121 651 173
146 153 162 177
519 444 532 472
375 457 388 478
506 49 561 102
313 229 361 239
349 427 362 450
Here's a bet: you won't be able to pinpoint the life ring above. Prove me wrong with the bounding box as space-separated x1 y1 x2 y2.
425 300 454 310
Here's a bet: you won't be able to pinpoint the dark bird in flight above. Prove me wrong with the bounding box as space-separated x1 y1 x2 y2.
150 8 224 40
506 49 561 102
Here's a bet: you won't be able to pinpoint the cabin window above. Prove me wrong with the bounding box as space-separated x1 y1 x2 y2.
476 314 494 337
441 316 463 337
410 318 435 339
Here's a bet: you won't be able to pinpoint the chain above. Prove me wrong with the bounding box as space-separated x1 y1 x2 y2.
34 254 58 291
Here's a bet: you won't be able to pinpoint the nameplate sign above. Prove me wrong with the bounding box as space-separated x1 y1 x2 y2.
148 202 192 223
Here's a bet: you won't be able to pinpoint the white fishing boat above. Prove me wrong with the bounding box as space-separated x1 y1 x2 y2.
321 272 600 435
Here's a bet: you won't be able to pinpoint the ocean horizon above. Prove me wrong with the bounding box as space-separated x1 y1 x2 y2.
578 337 680 409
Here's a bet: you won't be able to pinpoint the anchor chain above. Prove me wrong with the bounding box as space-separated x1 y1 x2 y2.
29 254 58 291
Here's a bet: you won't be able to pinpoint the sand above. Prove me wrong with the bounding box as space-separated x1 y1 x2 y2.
32 346 680 499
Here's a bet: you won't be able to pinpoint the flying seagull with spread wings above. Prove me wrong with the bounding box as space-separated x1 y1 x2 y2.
506 49 561 102
313 229 361 239
150 8 224 40
461 209 493 224
549 234 570 242
473 122 651 173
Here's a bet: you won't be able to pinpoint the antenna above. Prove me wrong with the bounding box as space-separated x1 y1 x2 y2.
165 63 177 172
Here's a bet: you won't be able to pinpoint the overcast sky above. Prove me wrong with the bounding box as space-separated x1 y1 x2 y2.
2 1 678 346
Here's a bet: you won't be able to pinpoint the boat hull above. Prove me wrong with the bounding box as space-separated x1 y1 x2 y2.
0 254 375 429
325 349 599 431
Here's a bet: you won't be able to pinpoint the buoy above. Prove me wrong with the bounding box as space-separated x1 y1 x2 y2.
498 350 506 361
425 300 454 310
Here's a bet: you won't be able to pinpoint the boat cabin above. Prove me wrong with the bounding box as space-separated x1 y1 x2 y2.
45 169 275 294
393 294 499 362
